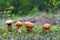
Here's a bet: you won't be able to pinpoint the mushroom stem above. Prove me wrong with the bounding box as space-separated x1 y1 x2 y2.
26 28 32 32
17 27 21 33
44 29 50 32
7 24 12 31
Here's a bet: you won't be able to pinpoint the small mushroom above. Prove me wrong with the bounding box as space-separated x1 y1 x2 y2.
16 21 22 33
5 20 13 31
24 21 34 32
42 24 51 32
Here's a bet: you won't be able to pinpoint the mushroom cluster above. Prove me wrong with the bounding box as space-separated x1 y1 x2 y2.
16 21 22 33
42 24 51 32
5 20 13 31
5 20 52 33
24 21 34 32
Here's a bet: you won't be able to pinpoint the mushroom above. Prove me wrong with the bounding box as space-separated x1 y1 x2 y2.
24 21 34 32
16 21 22 33
42 24 51 32
5 20 13 31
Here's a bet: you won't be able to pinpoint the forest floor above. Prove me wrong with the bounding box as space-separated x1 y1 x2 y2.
0 12 60 40
0 12 60 27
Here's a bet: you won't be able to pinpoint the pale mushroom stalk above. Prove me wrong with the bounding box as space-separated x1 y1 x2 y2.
17 27 22 33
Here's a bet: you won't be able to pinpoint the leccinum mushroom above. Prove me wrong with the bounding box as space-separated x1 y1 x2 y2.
24 21 34 32
42 24 51 32
16 21 22 33
5 20 13 31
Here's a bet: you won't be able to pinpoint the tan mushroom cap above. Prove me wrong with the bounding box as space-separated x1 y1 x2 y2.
16 21 22 27
5 20 13 24
43 24 51 29
24 21 34 29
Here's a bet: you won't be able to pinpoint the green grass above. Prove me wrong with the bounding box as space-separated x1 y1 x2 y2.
0 27 60 40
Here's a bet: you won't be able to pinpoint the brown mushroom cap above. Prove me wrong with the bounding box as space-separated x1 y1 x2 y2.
24 21 34 29
5 20 13 24
43 24 51 29
16 21 22 27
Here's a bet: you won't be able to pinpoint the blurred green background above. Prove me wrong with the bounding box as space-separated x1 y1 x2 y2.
0 0 60 18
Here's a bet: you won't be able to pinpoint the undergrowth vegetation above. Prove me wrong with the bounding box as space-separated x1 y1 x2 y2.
0 27 60 40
